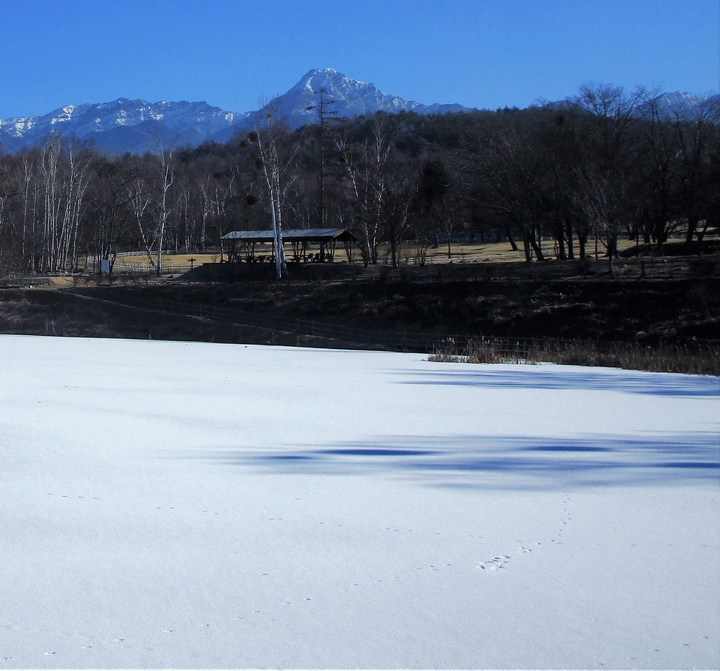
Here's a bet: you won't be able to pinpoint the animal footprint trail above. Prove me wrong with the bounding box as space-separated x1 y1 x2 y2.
478 555 511 571
549 493 572 544
479 493 572 573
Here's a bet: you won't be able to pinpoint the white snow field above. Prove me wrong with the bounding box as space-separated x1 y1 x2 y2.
0 334 718 669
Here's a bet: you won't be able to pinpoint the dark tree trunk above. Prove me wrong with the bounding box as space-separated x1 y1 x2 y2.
578 234 587 261
522 232 532 262
565 220 575 259
528 228 545 261
607 232 616 277
556 224 567 260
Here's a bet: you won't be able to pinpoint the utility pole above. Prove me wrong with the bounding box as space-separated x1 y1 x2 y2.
306 87 336 228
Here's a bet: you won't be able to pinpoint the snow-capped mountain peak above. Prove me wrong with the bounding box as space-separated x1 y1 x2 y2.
291 68 343 92
640 91 720 120
253 68 470 129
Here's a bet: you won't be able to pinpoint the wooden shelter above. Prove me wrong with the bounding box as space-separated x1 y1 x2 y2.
222 228 359 263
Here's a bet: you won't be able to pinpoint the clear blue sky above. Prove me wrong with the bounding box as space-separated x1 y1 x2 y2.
0 0 717 119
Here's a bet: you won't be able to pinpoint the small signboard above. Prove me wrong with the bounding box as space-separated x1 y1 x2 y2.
100 259 110 274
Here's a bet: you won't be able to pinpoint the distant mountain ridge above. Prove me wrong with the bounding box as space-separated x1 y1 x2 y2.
637 91 720 120
0 69 714 155
0 98 250 154
0 69 473 154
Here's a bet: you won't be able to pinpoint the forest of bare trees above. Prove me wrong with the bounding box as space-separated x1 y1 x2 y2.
0 84 718 275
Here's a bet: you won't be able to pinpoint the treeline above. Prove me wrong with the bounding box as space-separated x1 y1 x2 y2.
0 83 718 275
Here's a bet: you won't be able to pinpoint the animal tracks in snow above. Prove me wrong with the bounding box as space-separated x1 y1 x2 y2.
478 555 511 571
478 493 571 574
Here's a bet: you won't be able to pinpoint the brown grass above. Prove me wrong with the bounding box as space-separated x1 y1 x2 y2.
73 238 687 278
428 337 720 377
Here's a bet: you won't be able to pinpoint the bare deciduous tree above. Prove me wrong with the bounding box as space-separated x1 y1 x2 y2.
249 104 297 278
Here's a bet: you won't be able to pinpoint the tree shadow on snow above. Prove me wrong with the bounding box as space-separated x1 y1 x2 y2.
198 432 720 490
393 366 720 398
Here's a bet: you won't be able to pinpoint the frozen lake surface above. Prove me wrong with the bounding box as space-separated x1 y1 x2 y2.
1 335 718 668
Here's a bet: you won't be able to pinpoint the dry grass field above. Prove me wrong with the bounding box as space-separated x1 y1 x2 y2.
98 238 641 275
110 252 222 272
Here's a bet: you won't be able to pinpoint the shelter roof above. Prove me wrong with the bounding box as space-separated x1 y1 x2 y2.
222 228 358 243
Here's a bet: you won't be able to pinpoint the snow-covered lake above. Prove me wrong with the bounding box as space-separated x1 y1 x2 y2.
1 335 718 669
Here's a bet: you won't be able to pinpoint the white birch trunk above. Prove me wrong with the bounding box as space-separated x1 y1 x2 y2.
155 148 174 277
